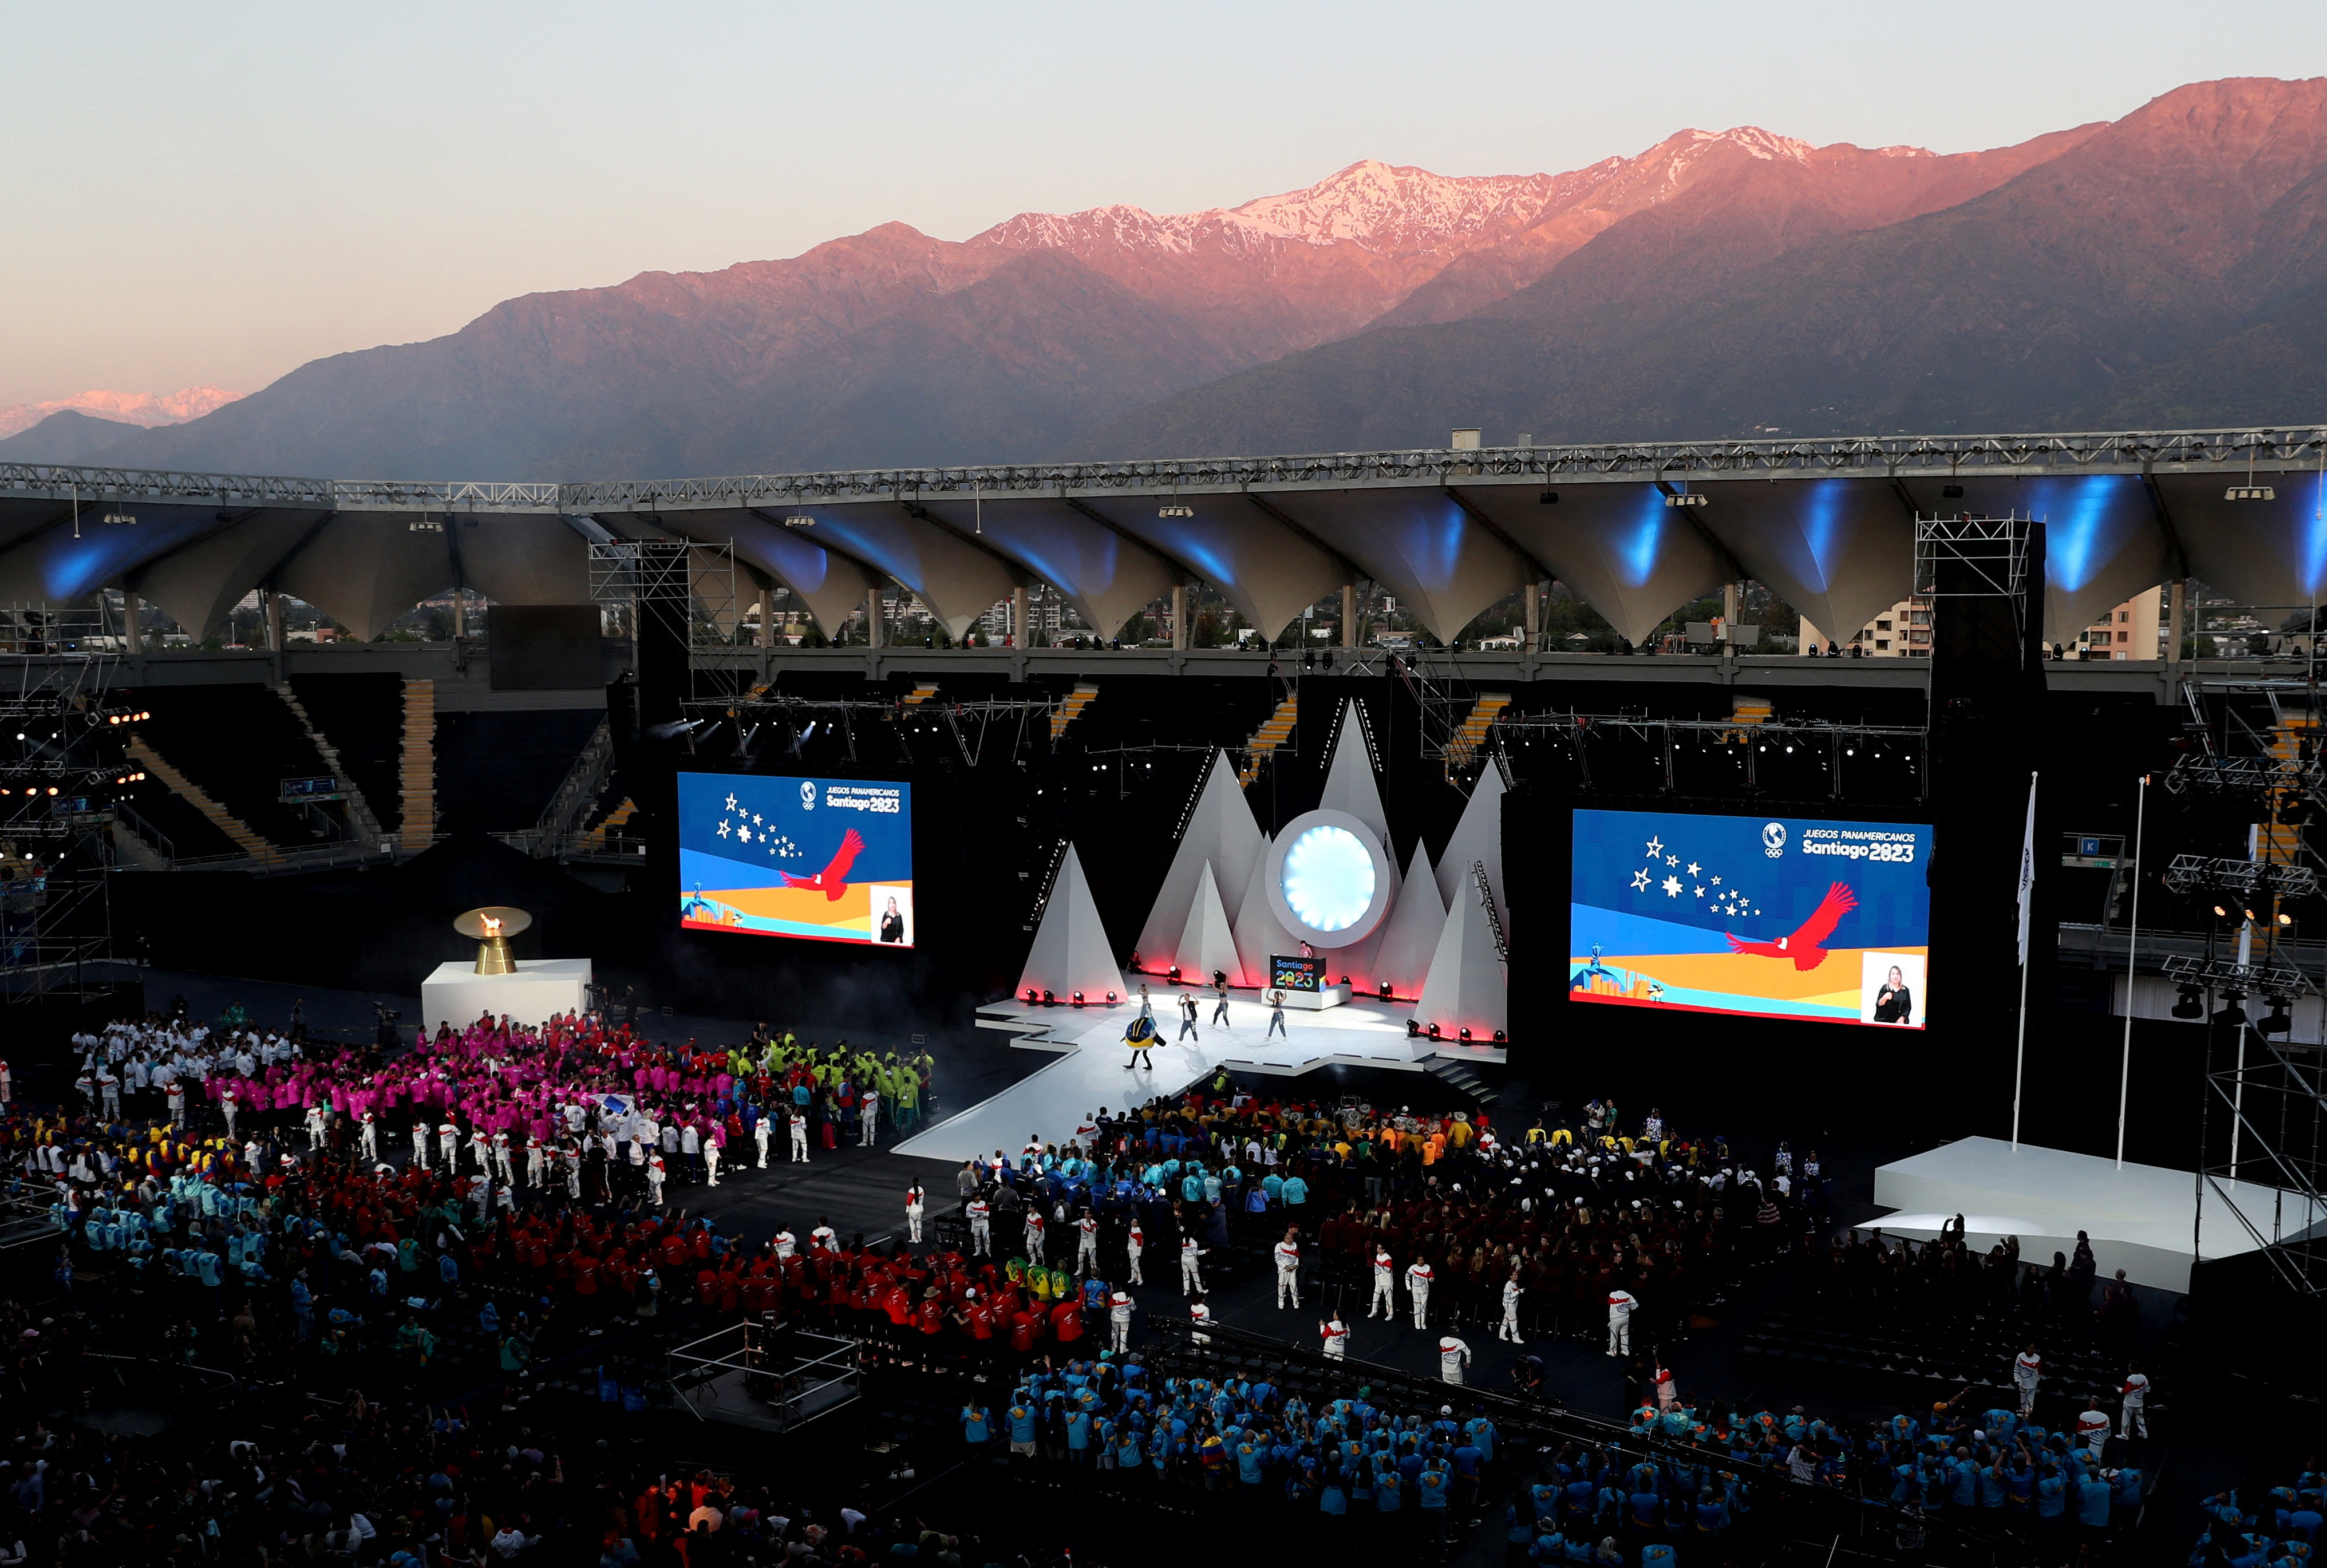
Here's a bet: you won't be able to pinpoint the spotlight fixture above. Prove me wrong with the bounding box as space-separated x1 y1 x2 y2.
2279 912 2295 926
2215 990 2249 1028
2259 996 2294 1037
1942 484 1965 499
1024 986 1040 1005
1070 990 1085 1007
1166 965 1181 983
1104 990 1119 1005
1492 1029 1507 1044
2227 485 2275 501
1040 989 1054 1005
1157 505 1194 519
1378 979 1394 1000
1405 1019 1421 1038
1664 492 1709 508
1537 490 1560 505
781 514 816 527
1458 1027 1472 1041
2171 985 2204 1020
1427 1021 1443 1038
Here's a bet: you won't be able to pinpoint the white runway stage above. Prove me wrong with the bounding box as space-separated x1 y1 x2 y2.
894 980 1502 1166
1871 1136 2318 1292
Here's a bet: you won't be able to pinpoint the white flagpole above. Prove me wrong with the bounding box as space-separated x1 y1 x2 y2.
2116 776 2147 1168
2011 771 2038 1151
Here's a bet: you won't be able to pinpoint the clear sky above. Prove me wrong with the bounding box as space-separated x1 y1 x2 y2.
3 0 2324 406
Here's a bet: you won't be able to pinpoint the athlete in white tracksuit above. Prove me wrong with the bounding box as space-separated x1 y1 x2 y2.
1109 1290 1135 1352
412 1118 430 1170
1499 1270 1525 1343
755 1118 772 1168
647 1154 666 1206
704 1138 721 1188
860 1089 879 1146
1320 1313 1349 1358
906 1183 925 1243
966 1198 991 1257
1273 1233 1302 1308
1126 1224 1144 1284
1023 1212 1045 1263
2014 1346 2042 1416
1370 1247 1396 1318
1180 1236 1204 1294
359 1113 380 1162
1407 1261 1434 1329
789 1112 809 1162
1607 1288 1637 1357
1439 1334 1471 1385
1075 1214 1100 1275
2120 1368 2149 1438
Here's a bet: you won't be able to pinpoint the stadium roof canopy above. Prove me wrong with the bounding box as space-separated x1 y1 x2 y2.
2 426 2322 645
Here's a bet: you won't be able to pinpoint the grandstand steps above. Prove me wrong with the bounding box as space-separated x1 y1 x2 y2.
1237 694 1298 787
399 679 437 852
902 681 940 707
124 737 280 863
583 798 638 850
108 819 171 872
274 681 384 846
1049 682 1098 744
1444 692 1511 775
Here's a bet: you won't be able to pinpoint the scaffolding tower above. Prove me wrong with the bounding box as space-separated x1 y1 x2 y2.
2175 676 2327 1293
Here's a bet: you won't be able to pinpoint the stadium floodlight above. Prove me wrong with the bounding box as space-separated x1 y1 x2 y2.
1664 492 1709 508
2227 485 2276 501
1157 505 1194 519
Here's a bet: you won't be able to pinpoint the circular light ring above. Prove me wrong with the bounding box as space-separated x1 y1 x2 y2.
1265 808 1393 948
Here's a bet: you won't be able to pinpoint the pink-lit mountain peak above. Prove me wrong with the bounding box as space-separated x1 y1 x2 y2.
973 127 1935 264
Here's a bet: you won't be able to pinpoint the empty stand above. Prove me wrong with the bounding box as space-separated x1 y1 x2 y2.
399 680 436 851
131 687 345 852
430 707 606 836
1238 692 1298 787
1049 681 1098 743
286 673 407 836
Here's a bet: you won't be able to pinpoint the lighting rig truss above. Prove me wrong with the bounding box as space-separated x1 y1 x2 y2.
2163 751 2326 800
1914 513 2033 601
1493 713 1927 800
2161 854 2322 902
687 691 1056 771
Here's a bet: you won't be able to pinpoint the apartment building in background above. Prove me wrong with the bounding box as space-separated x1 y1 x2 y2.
1801 585 2164 658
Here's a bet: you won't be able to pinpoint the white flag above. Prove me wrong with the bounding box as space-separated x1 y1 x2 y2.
2016 772 2038 967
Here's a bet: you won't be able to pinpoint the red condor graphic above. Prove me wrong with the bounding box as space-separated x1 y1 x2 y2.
1726 881 1857 971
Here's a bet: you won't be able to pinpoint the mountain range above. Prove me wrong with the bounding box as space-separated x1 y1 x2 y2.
8 76 2325 481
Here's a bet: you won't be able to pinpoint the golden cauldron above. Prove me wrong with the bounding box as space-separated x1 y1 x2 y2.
453 906 533 975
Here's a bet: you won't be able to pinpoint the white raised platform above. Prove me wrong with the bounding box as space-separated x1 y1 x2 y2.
1281 984 1352 1010
1872 1135 2317 1293
898 978 1487 1165
421 958 592 1030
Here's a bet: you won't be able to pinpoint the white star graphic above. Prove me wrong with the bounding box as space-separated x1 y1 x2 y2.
715 820 731 838
1694 886 1705 898
1661 875 1683 898
1630 870 1651 891
1645 836 1664 858
753 812 764 826
1686 861 1701 877
724 793 738 812
1711 875 1721 886
737 826 752 844
1666 855 1679 867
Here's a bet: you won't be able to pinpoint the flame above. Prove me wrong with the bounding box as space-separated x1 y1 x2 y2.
482 916 502 937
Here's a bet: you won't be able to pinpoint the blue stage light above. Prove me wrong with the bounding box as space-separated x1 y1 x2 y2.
1281 824 1377 931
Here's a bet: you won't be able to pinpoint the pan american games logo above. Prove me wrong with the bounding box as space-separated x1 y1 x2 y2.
1762 822 1787 859
800 781 817 811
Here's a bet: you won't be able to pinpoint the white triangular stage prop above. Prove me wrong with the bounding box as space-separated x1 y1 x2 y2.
1015 844 1121 1002
1372 839 1445 999
1435 760 1509 935
1415 868 1507 1040
1133 751 1263 969
1230 844 1299 988
1173 860 1242 984
1315 700 1391 845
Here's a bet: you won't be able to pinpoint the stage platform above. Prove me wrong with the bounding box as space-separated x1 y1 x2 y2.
895 980 1496 1165
1871 1135 2318 1293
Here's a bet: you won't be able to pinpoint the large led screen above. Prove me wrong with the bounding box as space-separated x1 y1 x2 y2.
1570 808 1929 1027
678 773 914 947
